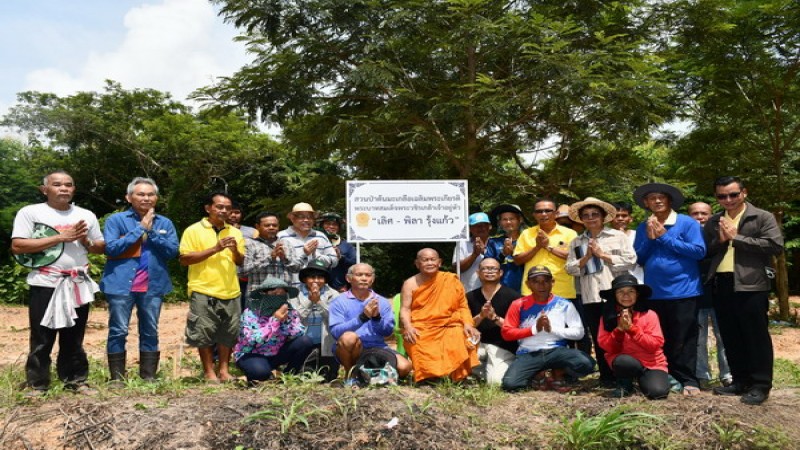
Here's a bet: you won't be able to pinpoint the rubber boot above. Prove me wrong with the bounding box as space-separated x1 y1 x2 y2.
139 351 160 381
107 352 126 388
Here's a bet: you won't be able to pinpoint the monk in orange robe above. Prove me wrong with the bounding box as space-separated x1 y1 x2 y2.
401 248 480 382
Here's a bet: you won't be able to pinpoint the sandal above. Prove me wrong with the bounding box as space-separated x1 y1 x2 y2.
682 385 701 397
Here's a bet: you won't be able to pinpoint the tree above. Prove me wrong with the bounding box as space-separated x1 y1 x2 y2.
198 0 675 200
666 0 800 318
0 138 51 261
2 82 289 231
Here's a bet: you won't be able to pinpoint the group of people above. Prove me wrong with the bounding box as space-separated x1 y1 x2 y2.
451 178 783 404
10 172 783 406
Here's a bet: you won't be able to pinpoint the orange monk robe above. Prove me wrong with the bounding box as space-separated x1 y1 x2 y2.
404 271 479 382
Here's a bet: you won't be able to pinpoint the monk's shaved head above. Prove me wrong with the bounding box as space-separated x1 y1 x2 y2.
416 248 440 260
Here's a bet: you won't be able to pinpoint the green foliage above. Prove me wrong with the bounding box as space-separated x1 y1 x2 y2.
0 260 30 304
244 397 329 434
202 0 674 199
2 82 288 231
554 408 662 450
773 357 800 388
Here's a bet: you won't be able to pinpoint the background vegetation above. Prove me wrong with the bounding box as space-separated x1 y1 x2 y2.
0 0 797 309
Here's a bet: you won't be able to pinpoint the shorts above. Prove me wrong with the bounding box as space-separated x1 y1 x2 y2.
185 292 241 348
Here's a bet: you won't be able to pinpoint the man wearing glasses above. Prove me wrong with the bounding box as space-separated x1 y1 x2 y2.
466 258 520 384
704 176 783 405
513 199 577 298
278 203 338 287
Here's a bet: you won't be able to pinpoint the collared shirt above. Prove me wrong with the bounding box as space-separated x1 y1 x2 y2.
179 218 245 300
277 226 338 286
328 289 395 353
100 208 179 296
717 205 746 273
565 228 637 304
289 284 337 356
240 237 292 293
513 225 577 297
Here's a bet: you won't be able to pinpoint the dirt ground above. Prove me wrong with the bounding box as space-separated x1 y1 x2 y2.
2 302 800 449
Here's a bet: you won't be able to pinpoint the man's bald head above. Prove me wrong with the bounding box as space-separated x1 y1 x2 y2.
688 202 713 225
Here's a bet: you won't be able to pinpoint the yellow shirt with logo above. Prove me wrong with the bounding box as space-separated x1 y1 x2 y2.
180 218 245 299
514 225 577 297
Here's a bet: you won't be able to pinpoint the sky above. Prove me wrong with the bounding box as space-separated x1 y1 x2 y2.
0 0 250 137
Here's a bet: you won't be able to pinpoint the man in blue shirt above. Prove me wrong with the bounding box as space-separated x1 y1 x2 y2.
329 263 412 386
100 177 179 384
633 182 705 396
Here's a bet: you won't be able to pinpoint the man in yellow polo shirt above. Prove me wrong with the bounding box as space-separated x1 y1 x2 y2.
179 192 245 383
513 199 577 299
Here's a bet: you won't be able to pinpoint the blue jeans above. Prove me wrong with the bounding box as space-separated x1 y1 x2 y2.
696 307 731 382
502 347 595 391
236 335 314 382
106 292 163 353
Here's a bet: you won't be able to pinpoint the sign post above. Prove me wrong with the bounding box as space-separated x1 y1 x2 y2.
346 180 469 243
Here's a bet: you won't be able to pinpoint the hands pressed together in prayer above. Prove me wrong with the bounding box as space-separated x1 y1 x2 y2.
303 239 319 255
718 217 737 243
480 300 497 321
61 220 89 243
362 297 380 318
616 308 633 332
472 237 486 255
216 236 238 253
502 237 514 256
535 229 550 249
646 216 667 240
271 241 286 260
140 208 155 231
535 313 552 333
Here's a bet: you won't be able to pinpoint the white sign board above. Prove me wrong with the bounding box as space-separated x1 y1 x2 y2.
346 180 469 243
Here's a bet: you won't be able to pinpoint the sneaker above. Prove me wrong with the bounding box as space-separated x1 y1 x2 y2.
343 378 361 389
740 389 769 405
713 383 748 396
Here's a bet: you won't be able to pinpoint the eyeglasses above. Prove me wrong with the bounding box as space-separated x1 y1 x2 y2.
479 267 501 272
534 209 555 214
580 212 602 219
715 192 741 200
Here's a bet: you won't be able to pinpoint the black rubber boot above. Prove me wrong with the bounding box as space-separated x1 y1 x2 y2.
139 351 160 381
107 352 126 388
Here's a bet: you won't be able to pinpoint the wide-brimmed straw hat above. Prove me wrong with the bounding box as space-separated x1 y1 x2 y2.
633 183 685 210
287 202 316 218
568 197 617 224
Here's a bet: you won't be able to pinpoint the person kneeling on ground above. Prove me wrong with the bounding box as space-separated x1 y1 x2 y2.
501 265 595 392
598 274 670 399
233 277 314 384
329 263 412 388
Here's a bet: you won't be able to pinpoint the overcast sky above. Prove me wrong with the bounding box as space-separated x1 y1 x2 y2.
0 0 250 137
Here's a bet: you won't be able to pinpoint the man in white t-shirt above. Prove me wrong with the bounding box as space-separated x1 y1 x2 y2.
11 171 105 395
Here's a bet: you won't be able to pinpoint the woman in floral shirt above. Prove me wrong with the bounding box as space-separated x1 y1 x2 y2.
234 277 314 383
